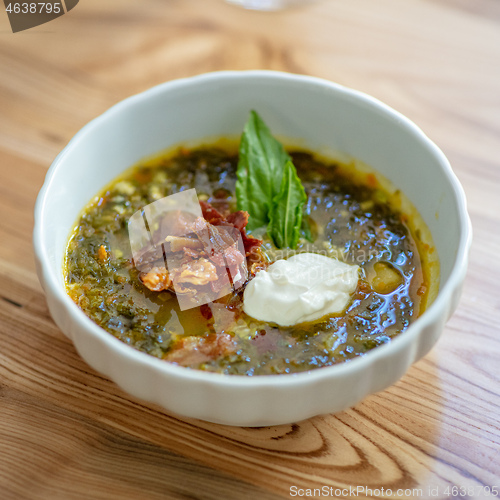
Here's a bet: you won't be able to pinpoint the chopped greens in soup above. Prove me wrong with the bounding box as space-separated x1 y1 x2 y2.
65 113 436 375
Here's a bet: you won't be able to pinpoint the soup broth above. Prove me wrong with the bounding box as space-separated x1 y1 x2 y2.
65 144 436 375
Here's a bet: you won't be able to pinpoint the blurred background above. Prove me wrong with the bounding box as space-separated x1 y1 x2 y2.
0 1 499 499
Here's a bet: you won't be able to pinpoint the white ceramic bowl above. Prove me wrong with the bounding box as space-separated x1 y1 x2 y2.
34 71 471 426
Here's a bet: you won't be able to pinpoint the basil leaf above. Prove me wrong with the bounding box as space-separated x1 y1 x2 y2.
236 110 311 248
236 110 291 232
268 160 307 249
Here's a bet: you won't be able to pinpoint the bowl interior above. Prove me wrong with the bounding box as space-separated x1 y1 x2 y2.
39 72 464 299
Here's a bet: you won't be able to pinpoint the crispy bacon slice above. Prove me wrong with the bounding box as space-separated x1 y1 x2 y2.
176 258 218 286
247 246 268 276
226 210 248 231
200 200 262 256
200 201 226 225
139 266 171 292
165 235 202 252
164 333 236 366
138 201 267 294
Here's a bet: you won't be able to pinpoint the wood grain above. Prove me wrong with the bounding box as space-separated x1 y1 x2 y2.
0 0 499 499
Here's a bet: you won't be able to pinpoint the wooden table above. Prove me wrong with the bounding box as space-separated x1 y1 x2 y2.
0 1 499 498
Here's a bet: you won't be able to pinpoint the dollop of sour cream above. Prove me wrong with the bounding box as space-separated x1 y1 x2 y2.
243 253 359 326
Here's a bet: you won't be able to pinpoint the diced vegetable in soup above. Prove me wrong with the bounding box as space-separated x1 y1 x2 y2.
65 112 437 375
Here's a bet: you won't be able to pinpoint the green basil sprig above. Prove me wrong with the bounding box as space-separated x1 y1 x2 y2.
236 110 309 249
267 160 307 249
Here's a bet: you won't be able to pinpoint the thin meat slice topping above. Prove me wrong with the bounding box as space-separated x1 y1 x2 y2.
138 201 267 297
